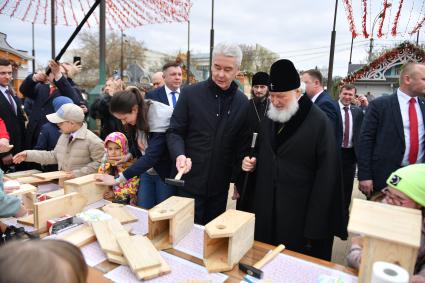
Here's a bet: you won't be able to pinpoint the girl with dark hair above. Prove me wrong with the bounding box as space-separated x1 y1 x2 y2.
95 87 175 208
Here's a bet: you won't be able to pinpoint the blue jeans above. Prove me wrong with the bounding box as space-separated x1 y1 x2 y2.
136 172 176 209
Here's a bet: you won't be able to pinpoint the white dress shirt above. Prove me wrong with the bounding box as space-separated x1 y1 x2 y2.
397 89 425 165
310 90 323 103
0 85 17 113
164 85 180 107
339 100 353 148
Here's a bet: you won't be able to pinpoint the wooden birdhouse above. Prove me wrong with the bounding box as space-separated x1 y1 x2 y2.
63 174 109 204
148 196 194 250
203 209 255 272
348 199 422 282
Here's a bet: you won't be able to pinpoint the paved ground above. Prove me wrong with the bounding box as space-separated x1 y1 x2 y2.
226 180 366 267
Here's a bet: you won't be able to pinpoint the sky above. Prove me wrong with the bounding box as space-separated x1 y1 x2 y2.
0 0 423 78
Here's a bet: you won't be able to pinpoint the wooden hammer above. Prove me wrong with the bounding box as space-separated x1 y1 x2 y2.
165 161 189 187
239 244 285 279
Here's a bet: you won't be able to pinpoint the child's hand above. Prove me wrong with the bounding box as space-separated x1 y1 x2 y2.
103 190 115 200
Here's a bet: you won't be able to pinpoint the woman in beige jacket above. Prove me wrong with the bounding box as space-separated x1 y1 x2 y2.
13 103 104 178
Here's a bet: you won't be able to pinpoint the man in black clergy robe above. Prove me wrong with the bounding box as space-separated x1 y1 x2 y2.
242 59 347 261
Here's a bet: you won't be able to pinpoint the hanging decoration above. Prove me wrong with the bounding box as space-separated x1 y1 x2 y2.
362 0 369 38
342 0 358 38
391 0 404 37
0 0 192 30
410 15 425 34
340 42 425 85
377 0 390 38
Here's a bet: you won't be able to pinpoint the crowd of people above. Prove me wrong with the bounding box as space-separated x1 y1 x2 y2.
0 42 425 281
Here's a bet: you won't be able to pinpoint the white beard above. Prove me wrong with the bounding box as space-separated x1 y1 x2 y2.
267 98 299 123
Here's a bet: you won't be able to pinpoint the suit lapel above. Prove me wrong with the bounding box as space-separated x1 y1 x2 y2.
0 89 17 117
160 87 169 106
391 94 405 145
419 97 425 125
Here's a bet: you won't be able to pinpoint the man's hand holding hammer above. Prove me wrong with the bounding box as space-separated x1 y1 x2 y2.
176 155 192 174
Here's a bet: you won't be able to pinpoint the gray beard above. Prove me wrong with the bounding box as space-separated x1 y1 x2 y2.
267 99 299 123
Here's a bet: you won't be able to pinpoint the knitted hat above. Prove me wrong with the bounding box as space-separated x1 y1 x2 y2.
269 59 300 92
252 72 270 86
386 164 425 207
52 96 73 112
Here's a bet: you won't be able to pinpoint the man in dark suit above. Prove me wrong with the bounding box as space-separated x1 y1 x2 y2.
358 62 425 197
0 58 26 171
139 62 182 208
302 69 342 145
145 62 182 107
337 84 364 214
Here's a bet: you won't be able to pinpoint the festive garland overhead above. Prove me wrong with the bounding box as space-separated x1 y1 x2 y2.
410 15 425 34
0 0 191 30
391 0 403 36
342 0 358 38
377 0 390 38
341 42 425 85
362 0 369 38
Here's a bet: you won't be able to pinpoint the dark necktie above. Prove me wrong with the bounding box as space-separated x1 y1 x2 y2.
68 135 74 144
5 89 17 115
343 106 349 148
171 91 177 108
408 98 418 164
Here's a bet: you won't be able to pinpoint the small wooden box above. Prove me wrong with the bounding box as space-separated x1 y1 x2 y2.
348 199 421 282
148 196 194 250
203 209 255 272
64 174 109 204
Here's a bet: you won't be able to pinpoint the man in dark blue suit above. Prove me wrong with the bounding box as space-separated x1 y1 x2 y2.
302 69 342 145
337 84 364 214
0 58 25 171
140 62 182 208
358 62 425 197
145 62 182 107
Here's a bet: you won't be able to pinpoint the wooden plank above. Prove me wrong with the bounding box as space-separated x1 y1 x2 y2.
348 199 421 247
56 224 96 247
43 189 65 199
5 169 42 179
33 171 70 180
117 235 161 272
64 174 108 204
17 214 34 226
136 252 171 280
107 252 127 265
91 218 128 255
16 176 48 185
149 196 193 221
8 184 37 196
102 203 138 224
34 192 87 230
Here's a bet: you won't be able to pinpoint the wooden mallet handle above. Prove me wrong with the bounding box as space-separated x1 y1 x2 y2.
253 244 285 269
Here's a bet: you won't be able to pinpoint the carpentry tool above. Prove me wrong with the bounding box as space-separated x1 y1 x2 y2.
239 132 258 204
165 160 189 187
239 244 285 279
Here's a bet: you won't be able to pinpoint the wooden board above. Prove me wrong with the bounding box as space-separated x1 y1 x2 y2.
33 171 70 180
33 192 87 231
102 203 138 224
107 252 128 265
5 169 42 179
348 199 421 247
17 214 34 226
64 174 108 204
8 184 37 196
43 189 65 199
16 176 48 185
149 196 193 221
117 235 161 272
136 252 171 280
57 224 96 247
91 218 129 255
